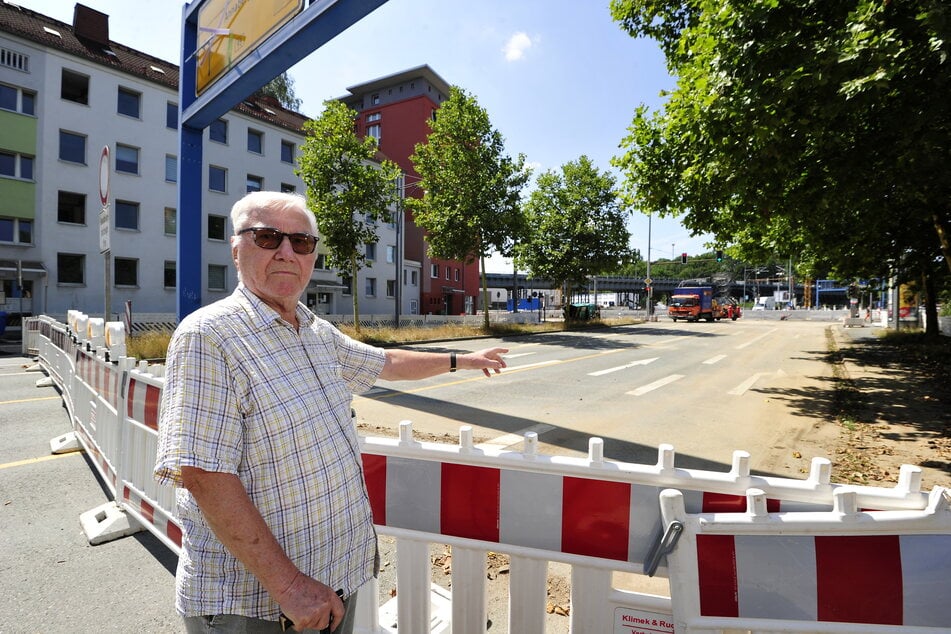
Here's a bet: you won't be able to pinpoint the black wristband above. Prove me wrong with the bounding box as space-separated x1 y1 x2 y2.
449 351 457 372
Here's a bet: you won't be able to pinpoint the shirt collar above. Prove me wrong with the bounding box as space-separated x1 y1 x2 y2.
235 284 315 330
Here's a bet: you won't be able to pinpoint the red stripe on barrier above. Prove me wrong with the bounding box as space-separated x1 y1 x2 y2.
701 492 780 513
123 485 131 502
362 453 387 525
440 463 500 542
144 384 160 431
815 535 903 625
127 379 137 419
697 534 739 617
140 498 155 525
561 477 631 561
167 520 182 548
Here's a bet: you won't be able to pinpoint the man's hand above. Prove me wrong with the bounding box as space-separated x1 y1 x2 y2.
462 347 508 377
277 575 344 632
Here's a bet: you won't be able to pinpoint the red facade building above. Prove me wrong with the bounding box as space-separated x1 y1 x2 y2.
341 65 479 315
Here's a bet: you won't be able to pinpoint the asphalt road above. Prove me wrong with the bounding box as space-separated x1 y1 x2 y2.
0 318 840 632
356 318 836 478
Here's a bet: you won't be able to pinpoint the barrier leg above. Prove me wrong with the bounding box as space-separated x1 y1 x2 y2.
79 501 145 545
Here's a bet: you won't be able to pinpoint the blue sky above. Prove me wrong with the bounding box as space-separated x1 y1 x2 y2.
19 0 713 271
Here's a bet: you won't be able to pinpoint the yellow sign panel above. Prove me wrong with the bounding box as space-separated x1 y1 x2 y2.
196 0 303 95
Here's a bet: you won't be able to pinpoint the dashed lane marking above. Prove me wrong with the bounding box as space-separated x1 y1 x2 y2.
587 357 659 377
627 374 684 396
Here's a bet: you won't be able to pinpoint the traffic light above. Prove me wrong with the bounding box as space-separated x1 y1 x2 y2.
716 249 723 262
681 252 687 264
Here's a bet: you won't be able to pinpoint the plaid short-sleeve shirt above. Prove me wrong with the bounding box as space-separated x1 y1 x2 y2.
154 285 386 619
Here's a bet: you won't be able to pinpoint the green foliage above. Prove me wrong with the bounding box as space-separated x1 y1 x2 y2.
296 100 402 329
515 156 632 304
256 72 302 111
408 86 531 327
610 0 951 289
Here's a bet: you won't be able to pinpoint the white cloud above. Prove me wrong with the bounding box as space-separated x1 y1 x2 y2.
502 32 534 61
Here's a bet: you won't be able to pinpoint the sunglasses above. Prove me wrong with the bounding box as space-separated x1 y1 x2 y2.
237 227 318 254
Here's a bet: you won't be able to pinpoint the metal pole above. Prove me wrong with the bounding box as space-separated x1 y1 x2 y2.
647 213 653 320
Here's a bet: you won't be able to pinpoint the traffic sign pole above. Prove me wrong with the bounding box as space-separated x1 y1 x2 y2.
99 146 111 321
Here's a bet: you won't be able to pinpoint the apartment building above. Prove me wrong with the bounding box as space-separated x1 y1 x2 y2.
0 1 411 323
341 66 481 316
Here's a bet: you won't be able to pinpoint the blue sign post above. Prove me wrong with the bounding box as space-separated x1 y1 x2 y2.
176 0 389 320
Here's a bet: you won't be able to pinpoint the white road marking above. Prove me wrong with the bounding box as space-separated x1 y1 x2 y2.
735 328 777 350
502 352 537 359
729 373 764 395
476 423 556 451
588 357 659 377
702 354 727 365
627 374 684 396
501 359 561 372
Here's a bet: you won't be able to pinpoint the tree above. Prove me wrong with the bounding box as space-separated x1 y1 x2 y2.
515 156 632 317
257 72 302 111
296 100 401 332
610 0 951 335
408 86 531 328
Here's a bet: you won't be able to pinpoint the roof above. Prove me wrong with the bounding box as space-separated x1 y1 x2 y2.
343 64 451 98
0 1 309 134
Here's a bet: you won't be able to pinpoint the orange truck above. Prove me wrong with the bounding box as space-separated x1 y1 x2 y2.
668 286 738 322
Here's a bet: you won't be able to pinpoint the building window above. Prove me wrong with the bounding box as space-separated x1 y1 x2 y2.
0 84 35 114
386 245 396 264
342 276 352 295
208 264 227 291
114 257 138 287
164 260 176 288
0 47 29 72
367 124 381 142
247 129 263 154
280 182 296 193
114 200 139 230
281 140 294 163
209 118 228 143
455 268 460 282
246 174 263 192
365 243 376 261
59 130 86 163
0 217 32 244
117 87 141 118
445 267 450 280
209 165 227 192
365 277 376 297
367 112 381 122
208 214 227 240
386 279 396 298
115 144 139 174
57 191 86 224
411 270 418 286
61 69 89 104
431 264 438 278
57 253 85 285
315 253 328 270
164 207 177 235
0 151 33 179
166 101 178 129
165 155 177 182
371 93 380 105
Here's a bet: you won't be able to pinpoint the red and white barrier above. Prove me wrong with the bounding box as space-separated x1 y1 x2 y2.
661 486 951 632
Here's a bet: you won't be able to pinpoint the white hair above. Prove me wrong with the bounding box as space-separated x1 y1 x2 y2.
230 191 317 235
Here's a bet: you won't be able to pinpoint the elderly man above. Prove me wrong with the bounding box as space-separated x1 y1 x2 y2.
155 191 507 633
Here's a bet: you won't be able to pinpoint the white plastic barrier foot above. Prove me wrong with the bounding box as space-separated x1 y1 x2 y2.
79 501 145 546
25 363 43 372
35 376 54 387
50 432 82 454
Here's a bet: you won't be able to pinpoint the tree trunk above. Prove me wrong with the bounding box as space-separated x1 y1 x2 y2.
922 267 939 339
480 253 490 330
350 255 361 335
933 210 951 275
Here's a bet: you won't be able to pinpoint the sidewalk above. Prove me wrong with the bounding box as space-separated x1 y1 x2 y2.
829 323 951 490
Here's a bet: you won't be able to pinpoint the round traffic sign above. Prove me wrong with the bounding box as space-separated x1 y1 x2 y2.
98 146 110 207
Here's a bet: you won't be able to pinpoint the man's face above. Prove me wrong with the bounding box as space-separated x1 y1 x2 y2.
232 204 317 312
